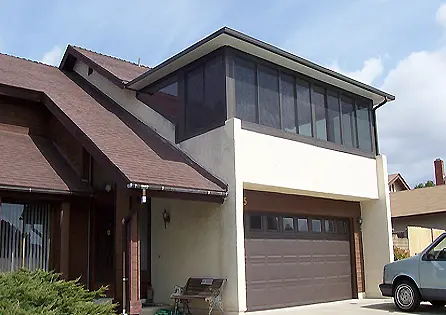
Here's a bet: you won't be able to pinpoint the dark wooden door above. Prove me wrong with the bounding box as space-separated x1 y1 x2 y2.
93 205 115 292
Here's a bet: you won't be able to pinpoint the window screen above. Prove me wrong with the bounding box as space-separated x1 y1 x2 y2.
296 79 312 137
235 58 257 123
281 74 296 133
312 86 327 141
258 66 280 129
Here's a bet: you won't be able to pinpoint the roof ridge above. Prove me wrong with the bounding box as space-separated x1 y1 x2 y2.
71 45 150 69
0 51 58 69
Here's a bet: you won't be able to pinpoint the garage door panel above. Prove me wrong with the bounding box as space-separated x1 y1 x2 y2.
245 217 353 310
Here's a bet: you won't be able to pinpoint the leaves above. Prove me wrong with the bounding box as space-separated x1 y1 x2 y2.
394 246 410 261
0 269 117 315
414 180 435 189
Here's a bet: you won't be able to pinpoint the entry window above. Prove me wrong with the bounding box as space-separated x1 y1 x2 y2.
297 218 308 232
283 217 295 232
267 216 279 231
250 215 262 231
324 219 336 233
311 219 322 233
337 220 347 234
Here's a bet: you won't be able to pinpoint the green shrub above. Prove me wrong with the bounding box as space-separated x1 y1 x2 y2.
0 269 117 315
394 246 410 261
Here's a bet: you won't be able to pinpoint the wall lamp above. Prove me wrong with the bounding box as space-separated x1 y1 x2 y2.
163 209 171 229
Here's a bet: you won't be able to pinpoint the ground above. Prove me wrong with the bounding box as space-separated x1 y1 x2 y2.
279 299 446 315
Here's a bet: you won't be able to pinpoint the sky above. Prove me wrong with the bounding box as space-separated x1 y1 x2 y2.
0 0 445 187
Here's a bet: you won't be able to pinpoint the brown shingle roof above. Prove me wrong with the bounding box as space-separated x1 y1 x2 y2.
71 46 149 83
0 53 226 194
0 130 90 194
390 185 446 217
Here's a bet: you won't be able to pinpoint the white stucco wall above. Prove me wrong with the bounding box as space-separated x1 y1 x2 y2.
360 155 394 298
151 197 222 306
73 60 175 142
180 119 246 314
238 126 379 201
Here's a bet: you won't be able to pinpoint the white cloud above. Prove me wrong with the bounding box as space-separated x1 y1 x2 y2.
333 3 446 187
330 57 384 85
436 3 446 29
378 48 446 186
41 46 63 66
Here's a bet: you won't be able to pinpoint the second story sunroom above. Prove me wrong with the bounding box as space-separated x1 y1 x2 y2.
130 28 394 158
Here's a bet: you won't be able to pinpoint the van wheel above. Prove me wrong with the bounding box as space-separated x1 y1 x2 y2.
430 301 445 307
393 280 420 312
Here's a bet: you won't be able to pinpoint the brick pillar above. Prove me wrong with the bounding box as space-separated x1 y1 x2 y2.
60 202 70 279
129 198 142 315
115 188 127 311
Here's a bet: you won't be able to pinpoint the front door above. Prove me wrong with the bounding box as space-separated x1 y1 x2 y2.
419 234 446 299
92 205 115 295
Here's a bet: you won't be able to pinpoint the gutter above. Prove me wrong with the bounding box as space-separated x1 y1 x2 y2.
0 184 93 196
126 182 228 198
371 97 390 155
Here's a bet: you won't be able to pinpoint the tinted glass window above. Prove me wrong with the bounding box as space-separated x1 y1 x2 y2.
327 90 341 144
235 58 257 123
281 74 296 133
267 216 279 231
356 100 372 152
312 219 322 232
250 215 262 231
296 79 312 137
298 218 308 232
186 67 204 131
204 57 225 123
159 82 178 96
258 66 280 128
341 96 357 148
312 86 327 140
324 219 336 233
283 217 295 232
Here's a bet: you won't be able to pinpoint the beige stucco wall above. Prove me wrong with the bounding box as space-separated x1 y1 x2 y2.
237 128 379 201
73 60 175 142
150 197 222 306
180 118 246 314
360 155 394 298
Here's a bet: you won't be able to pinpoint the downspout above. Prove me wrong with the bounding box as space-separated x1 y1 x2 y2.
372 97 389 155
122 189 147 315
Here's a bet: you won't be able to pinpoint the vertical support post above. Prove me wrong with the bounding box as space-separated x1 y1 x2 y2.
60 202 70 279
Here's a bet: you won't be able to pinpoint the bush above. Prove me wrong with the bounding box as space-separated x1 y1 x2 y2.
394 246 410 261
0 269 117 315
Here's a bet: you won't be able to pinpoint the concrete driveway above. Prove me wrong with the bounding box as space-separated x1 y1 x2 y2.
252 299 446 315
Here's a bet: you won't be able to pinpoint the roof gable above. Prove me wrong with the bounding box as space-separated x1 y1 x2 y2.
0 52 227 199
388 173 410 190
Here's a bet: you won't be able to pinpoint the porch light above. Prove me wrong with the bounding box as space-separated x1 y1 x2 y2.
163 209 171 229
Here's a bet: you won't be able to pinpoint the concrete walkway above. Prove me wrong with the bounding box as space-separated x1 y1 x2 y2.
263 299 446 315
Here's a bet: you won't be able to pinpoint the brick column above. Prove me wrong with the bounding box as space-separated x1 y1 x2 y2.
60 202 70 279
129 199 142 315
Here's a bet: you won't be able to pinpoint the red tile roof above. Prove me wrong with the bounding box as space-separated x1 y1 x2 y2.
71 46 149 83
0 130 90 194
0 53 226 194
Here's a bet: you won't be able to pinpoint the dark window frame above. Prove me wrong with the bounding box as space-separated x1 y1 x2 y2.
244 213 350 240
227 47 376 157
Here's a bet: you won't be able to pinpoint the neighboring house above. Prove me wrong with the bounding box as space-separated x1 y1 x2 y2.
0 27 395 314
391 159 446 232
388 173 410 192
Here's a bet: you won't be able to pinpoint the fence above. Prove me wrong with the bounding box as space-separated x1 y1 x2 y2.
393 226 445 256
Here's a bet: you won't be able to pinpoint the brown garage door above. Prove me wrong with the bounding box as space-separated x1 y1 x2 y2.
245 214 352 311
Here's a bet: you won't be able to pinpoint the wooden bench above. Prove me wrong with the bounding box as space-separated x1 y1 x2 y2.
170 277 226 315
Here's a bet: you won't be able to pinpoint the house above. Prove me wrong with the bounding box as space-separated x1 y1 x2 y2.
391 159 446 232
388 173 410 192
0 27 395 314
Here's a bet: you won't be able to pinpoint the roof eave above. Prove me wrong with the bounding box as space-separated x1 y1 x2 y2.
126 27 395 103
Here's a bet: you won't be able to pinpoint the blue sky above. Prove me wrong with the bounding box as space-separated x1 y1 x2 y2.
1 0 446 187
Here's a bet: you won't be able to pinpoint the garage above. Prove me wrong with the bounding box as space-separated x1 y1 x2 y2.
244 190 361 311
